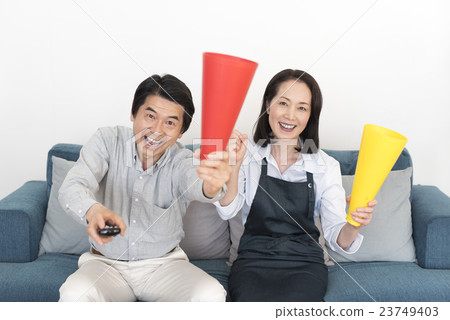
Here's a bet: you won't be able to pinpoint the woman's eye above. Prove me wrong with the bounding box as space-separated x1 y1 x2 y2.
279 101 288 106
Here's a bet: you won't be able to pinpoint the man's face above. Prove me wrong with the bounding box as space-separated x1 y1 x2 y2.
131 95 184 168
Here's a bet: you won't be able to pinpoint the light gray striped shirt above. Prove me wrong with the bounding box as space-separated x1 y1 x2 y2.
59 126 224 261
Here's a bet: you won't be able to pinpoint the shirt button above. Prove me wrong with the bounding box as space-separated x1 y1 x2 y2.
139 176 143 180
132 220 136 224
131 242 135 246
135 198 139 202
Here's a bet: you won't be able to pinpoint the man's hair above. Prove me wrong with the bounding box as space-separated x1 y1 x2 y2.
131 74 195 133
253 69 323 153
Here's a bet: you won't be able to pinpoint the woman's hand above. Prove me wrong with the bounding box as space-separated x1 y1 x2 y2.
346 195 378 228
337 197 378 249
227 129 248 167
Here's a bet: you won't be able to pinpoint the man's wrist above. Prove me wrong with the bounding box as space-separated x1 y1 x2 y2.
86 203 102 223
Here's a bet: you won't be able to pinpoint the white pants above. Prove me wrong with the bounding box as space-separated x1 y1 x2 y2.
59 247 226 302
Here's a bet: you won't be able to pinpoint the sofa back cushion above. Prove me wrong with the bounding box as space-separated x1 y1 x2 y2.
46 144 82 198
327 167 416 263
323 148 413 188
39 156 91 255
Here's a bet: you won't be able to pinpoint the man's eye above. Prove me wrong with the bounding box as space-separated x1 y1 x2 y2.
167 121 174 126
147 114 155 119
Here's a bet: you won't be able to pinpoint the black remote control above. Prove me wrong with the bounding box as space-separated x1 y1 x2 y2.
98 225 121 237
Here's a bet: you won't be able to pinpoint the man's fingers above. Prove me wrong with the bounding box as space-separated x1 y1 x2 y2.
87 225 104 246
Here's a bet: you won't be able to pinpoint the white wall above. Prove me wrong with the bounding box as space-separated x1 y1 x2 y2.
1 0 449 199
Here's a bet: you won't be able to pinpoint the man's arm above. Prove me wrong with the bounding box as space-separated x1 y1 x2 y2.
197 150 232 199
174 148 231 204
58 129 126 246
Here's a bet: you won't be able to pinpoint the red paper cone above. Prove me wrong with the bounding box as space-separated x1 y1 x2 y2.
200 52 258 159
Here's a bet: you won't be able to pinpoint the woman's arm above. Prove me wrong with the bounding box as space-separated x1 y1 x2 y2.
336 196 377 249
219 130 248 206
318 153 377 252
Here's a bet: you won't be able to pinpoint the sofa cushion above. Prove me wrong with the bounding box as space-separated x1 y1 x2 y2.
323 148 413 176
0 253 79 302
46 144 83 198
190 259 231 297
327 167 416 263
0 181 49 262
180 201 230 260
412 185 450 269
39 156 91 256
325 261 450 302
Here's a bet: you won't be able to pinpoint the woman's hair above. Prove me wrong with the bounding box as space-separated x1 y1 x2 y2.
131 74 195 133
253 69 323 153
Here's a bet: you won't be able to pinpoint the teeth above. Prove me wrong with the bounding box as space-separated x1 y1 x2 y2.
280 122 295 129
145 136 162 145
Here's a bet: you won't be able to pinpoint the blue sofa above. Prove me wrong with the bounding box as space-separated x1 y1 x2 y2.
1 143 449 302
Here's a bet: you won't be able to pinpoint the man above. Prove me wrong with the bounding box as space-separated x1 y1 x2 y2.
58 74 231 301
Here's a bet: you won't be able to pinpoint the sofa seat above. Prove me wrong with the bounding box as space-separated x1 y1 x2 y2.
0 253 231 302
0 253 78 302
325 261 450 302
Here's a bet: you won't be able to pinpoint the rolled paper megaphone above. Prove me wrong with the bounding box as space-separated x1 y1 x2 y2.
347 124 408 227
200 52 258 159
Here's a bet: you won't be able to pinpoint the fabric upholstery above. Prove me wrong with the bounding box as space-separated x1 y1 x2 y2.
0 253 79 302
180 201 230 260
39 156 91 256
412 185 450 269
46 144 82 197
328 168 416 263
0 181 48 262
325 261 450 302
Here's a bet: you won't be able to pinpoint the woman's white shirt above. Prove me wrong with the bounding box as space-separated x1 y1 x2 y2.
214 141 363 254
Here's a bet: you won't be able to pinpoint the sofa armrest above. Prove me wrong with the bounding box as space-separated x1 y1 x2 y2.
0 181 48 262
411 185 450 269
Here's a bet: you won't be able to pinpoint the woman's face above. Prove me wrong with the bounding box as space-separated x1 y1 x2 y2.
267 80 312 141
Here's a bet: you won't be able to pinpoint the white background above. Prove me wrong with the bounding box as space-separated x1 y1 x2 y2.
1 0 449 199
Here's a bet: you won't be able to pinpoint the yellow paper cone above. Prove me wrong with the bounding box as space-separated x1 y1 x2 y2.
346 124 408 226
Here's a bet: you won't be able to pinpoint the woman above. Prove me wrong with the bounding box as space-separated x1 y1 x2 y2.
215 69 376 302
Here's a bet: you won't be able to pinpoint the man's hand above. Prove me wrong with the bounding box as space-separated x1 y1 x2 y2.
86 203 127 246
195 150 232 199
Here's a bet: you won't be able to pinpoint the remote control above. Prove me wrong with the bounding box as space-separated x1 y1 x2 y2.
98 225 121 237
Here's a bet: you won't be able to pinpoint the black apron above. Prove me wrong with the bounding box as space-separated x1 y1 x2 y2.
229 158 328 302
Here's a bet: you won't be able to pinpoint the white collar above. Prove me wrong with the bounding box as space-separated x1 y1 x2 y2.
244 139 326 174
